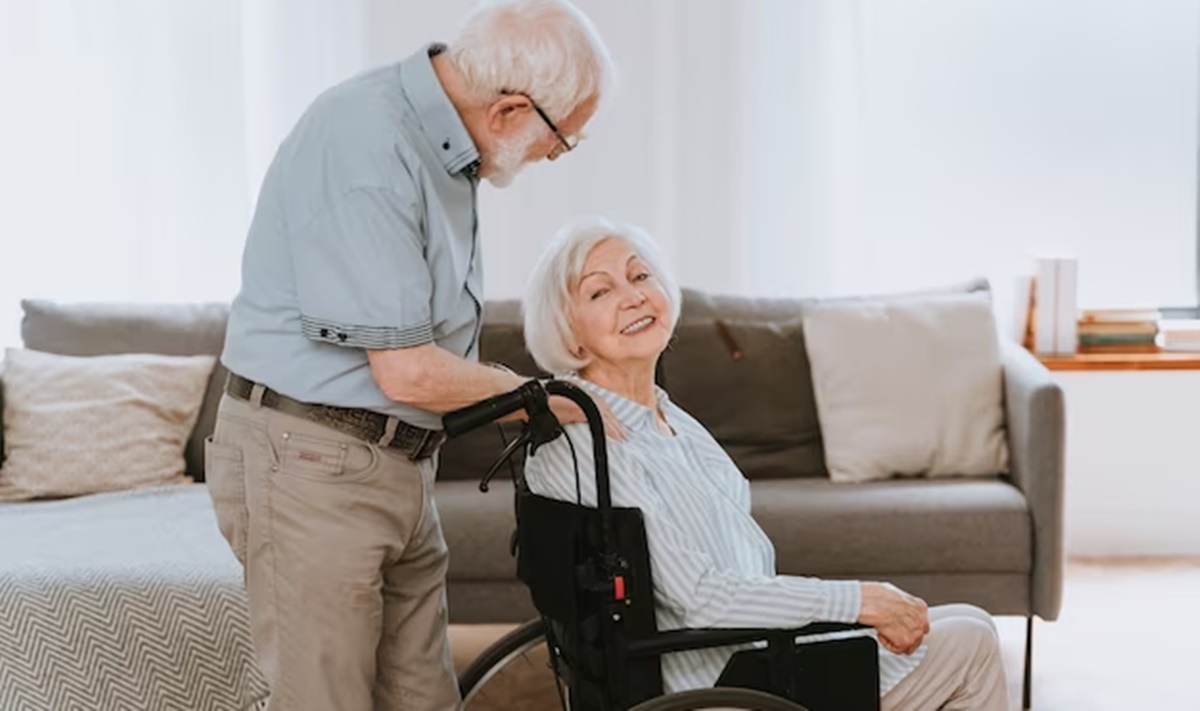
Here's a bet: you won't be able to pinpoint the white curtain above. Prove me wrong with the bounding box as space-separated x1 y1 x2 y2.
1 0 1196 348
0 0 250 348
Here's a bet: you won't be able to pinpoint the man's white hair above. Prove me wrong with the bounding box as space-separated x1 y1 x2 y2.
448 0 616 121
523 216 681 375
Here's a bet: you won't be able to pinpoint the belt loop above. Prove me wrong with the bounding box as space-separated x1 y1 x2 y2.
249 383 266 408
410 429 433 462
378 416 400 447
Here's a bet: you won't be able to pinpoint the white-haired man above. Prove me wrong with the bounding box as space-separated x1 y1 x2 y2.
206 2 616 709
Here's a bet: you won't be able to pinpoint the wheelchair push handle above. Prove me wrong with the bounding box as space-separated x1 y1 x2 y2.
442 380 546 438
442 378 618 551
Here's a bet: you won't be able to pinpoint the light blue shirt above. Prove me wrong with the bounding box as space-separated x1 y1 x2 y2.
523 376 925 695
222 44 482 429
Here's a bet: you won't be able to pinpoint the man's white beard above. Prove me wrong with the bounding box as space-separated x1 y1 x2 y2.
485 127 540 188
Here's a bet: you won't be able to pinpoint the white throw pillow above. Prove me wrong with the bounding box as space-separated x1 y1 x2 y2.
0 348 215 500
803 292 1009 483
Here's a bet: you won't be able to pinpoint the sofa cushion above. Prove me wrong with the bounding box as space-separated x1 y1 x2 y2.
751 477 1031 576
0 360 6 468
438 479 521 580
662 289 826 479
0 348 214 500
20 300 229 480
803 291 1009 482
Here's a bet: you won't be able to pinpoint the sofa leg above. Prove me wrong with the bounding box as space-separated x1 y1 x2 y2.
1022 615 1033 710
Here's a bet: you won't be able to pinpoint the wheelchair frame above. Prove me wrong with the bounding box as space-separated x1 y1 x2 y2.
445 379 881 711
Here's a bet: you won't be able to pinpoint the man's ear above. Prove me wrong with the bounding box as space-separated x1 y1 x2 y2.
486 94 533 137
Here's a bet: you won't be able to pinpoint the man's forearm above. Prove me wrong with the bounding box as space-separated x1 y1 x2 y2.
368 343 529 415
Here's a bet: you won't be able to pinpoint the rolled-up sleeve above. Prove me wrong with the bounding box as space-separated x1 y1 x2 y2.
290 186 432 350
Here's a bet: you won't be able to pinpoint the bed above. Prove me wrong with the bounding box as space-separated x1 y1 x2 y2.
0 483 269 710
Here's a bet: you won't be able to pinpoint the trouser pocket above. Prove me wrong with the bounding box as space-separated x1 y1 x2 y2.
205 435 248 564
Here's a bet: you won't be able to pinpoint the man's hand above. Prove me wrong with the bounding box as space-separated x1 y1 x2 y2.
858 582 930 655
549 393 627 441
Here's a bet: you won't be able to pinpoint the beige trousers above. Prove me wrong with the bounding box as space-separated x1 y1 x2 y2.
882 604 1011 711
205 393 459 711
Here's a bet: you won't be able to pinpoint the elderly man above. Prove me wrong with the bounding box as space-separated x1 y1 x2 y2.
204 2 615 709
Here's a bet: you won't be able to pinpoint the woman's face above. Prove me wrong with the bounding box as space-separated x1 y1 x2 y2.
570 237 673 370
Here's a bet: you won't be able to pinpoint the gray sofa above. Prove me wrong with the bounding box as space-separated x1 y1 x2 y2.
6 290 1065 634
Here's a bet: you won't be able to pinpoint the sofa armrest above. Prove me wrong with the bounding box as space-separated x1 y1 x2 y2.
1001 341 1066 621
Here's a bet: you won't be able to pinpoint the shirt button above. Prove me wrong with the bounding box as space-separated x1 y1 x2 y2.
442 140 451 150
337 332 348 342
320 328 329 338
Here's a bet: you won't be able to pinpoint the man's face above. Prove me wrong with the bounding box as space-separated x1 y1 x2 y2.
480 94 599 188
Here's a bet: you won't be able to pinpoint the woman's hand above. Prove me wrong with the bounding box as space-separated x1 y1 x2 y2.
549 394 627 441
857 582 930 655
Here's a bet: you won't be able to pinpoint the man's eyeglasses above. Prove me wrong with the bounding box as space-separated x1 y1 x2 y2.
503 90 579 161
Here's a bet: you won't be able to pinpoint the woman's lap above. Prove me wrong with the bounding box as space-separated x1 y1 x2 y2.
881 604 1009 711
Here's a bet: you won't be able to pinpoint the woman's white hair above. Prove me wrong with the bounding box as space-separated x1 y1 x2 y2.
447 0 616 120
524 216 682 375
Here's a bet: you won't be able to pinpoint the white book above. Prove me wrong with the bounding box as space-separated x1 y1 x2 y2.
1054 257 1078 355
1033 257 1059 355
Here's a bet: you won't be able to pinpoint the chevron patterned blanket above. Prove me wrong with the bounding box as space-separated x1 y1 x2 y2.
0 484 270 710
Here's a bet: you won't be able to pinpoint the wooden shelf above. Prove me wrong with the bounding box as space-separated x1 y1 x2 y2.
1038 350 1200 371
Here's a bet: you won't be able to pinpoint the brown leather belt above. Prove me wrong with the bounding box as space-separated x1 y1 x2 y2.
224 373 446 461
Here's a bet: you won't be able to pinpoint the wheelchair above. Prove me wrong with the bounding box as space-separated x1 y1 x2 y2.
445 380 881 711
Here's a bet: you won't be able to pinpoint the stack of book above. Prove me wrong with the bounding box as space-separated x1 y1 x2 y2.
1077 309 1160 353
1157 319 1200 351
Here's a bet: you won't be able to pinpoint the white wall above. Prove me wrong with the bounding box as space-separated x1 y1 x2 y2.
839 0 1199 315
3 0 1197 345
1057 371 1200 556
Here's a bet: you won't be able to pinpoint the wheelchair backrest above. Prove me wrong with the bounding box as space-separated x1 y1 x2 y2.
515 491 666 709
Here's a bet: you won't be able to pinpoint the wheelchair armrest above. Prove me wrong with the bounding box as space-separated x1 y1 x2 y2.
627 622 870 658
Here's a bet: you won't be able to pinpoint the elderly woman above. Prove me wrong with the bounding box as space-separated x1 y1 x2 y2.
520 216 1011 711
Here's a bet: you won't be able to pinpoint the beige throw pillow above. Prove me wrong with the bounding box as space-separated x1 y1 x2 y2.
0 348 215 500
803 292 1009 483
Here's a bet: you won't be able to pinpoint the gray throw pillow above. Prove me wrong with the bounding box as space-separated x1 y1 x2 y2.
662 289 827 480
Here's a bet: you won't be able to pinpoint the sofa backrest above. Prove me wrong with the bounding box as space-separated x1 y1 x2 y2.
435 290 830 481
3 280 988 483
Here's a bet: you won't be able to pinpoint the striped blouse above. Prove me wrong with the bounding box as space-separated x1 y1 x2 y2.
523 376 925 695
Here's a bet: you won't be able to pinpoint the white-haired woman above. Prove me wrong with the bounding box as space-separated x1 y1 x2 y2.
520 217 1012 711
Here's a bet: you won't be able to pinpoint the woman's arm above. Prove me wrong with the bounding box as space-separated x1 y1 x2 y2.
523 425 862 630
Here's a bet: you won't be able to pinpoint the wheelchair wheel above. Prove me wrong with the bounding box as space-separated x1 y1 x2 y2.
628 687 810 711
459 618 566 710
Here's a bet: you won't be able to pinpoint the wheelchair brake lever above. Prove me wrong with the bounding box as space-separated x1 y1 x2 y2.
480 431 530 493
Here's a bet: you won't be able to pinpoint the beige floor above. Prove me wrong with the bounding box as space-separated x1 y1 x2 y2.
449 558 1200 710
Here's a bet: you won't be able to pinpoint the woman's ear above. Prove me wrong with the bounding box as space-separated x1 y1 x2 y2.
486 94 532 137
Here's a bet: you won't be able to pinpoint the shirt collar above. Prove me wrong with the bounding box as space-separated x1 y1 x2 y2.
565 375 673 434
399 43 481 177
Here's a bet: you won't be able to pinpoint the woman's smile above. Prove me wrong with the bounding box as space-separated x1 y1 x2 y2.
620 316 656 335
